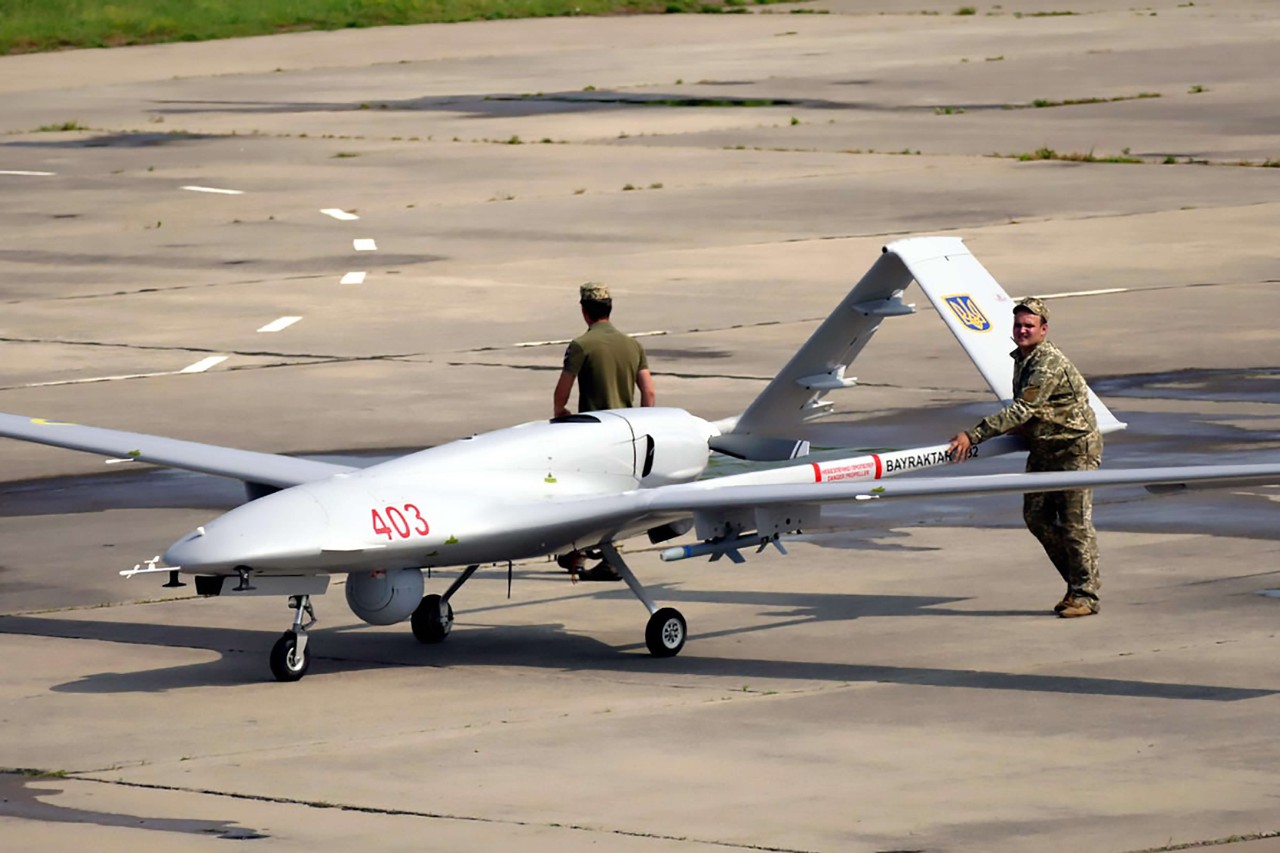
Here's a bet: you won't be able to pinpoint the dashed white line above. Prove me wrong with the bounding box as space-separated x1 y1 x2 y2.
340 271 367 285
1 170 55 176
322 208 360 221
258 316 302 333
353 238 378 251
182 185 244 195
180 355 229 373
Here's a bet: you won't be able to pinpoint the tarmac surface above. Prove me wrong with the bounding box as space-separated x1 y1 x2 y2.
1 1 1279 850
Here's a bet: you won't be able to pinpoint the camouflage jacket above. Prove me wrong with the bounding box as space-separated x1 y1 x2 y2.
967 340 1099 454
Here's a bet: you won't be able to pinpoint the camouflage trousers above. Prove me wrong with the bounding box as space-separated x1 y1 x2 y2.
1023 433 1103 609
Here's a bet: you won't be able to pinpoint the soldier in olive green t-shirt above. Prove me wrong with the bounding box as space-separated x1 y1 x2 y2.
552 282 657 582
553 282 656 418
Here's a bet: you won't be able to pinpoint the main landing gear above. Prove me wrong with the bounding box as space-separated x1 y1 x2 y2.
599 542 687 657
405 551 688 659
270 594 316 682
411 564 477 644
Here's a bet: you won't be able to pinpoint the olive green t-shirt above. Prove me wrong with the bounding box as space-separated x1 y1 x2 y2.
562 321 648 412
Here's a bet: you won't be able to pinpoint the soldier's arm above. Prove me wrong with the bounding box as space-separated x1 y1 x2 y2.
553 371 575 418
554 342 585 417
967 359 1067 442
637 369 656 407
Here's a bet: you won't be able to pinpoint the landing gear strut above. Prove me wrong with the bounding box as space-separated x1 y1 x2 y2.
269 594 316 682
599 543 687 658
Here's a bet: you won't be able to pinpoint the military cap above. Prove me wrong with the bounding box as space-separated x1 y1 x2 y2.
579 281 611 302
1014 296 1049 321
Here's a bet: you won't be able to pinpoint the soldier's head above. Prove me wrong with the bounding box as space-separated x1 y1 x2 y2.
579 281 613 322
1012 297 1049 352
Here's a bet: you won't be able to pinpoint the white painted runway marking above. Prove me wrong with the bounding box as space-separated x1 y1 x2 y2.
26 371 171 387
21 355 228 388
1233 489 1280 504
512 330 668 348
322 208 360 221
182 185 244 195
0 170 55 176
180 355 229 373
28 369 185 387
258 316 302 333
513 338 571 348
340 271 367 285
353 238 378 251
1032 288 1130 299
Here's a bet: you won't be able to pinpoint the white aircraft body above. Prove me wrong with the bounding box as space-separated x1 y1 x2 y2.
3 236 1278 681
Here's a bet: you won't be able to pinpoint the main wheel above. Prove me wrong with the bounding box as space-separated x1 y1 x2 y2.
645 607 687 658
411 594 454 644
269 630 311 682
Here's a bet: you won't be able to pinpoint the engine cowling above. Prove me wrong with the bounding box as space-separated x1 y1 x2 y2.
345 568 424 625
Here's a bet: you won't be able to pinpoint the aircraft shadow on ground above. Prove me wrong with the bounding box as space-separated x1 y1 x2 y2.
123 90 1061 123
0 774 264 841
133 92 851 121
0 593 1271 702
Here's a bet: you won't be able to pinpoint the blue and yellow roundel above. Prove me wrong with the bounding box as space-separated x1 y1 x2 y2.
943 295 990 331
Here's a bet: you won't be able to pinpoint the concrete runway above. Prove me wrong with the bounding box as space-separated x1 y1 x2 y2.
2 2 1279 850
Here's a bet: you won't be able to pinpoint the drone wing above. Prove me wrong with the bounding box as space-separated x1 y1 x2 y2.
534 457 1280 558
0 412 355 488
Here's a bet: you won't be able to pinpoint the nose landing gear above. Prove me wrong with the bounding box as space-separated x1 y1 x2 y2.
269 594 316 682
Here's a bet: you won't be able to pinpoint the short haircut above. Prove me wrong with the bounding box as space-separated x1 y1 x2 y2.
581 297 612 321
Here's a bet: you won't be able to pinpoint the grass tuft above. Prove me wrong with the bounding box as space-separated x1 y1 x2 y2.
1009 147 1143 164
36 120 88 132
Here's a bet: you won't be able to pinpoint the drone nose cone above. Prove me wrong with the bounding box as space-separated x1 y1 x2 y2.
163 487 329 572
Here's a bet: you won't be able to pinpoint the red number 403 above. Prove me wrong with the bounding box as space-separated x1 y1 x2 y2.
371 504 429 540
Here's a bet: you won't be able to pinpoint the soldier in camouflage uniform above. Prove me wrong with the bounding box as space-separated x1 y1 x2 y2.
947 297 1102 618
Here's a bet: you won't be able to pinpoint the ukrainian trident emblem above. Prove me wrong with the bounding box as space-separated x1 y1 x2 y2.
943 295 991 331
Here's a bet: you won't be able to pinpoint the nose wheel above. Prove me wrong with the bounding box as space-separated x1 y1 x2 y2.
269 594 316 682
270 631 311 681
